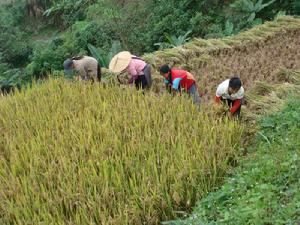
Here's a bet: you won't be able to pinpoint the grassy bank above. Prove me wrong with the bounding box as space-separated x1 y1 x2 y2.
173 93 300 225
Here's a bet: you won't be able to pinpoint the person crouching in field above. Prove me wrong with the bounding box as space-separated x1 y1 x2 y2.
63 56 101 82
109 51 152 90
215 77 244 117
159 65 201 106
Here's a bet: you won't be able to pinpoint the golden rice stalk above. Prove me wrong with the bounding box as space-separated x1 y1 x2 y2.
0 79 244 225
276 68 300 84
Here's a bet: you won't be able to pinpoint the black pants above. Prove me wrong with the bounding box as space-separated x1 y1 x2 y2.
221 99 241 117
134 75 148 90
97 63 101 82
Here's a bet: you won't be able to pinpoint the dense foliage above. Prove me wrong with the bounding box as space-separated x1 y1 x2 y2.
0 0 299 91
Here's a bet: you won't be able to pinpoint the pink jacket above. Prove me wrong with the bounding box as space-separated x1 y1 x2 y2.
126 56 147 83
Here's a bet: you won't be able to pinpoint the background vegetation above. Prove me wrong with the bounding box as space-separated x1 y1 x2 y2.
0 0 299 91
0 1 300 224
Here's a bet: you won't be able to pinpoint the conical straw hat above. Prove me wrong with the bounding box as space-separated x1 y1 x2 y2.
109 51 132 73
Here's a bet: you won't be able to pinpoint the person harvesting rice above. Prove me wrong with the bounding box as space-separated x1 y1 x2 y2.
109 51 152 90
215 77 244 117
159 64 201 106
63 56 101 82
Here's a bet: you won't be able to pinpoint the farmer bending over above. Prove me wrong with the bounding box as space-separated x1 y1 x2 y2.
63 56 101 82
215 77 244 117
109 51 152 90
159 65 201 106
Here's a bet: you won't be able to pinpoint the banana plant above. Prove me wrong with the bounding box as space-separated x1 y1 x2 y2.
231 0 277 24
154 30 192 50
88 40 122 68
224 20 234 36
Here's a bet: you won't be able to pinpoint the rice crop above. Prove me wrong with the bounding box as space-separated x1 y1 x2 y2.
140 16 300 100
0 79 244 224
1 16 299 225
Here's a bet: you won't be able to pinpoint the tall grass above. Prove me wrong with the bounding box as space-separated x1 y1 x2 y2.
0 79 243 224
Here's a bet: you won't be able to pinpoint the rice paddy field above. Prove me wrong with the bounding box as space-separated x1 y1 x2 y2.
0 80 243 224
142 16 300 100
0 17 299 224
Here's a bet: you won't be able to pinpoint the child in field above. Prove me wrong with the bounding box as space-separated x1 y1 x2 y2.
215 77 244 117
159 65 201 106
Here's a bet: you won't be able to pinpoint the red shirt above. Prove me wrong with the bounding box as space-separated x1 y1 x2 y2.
170 69 195 91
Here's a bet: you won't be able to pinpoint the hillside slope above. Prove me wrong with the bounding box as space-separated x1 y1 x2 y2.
0 17 300 225
173 74 300 225
142 17 300 100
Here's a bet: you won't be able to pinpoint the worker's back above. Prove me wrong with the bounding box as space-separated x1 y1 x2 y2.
73 56 100 81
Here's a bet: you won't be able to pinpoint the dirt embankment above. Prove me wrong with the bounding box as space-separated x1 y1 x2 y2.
143 17 300 100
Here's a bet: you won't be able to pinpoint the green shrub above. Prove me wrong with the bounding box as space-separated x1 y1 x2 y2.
1 0 299 88
0 3 32 68
43 0 96 28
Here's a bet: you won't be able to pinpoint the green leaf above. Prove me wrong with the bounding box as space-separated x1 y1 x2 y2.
275 11 286 21
87 43 106 68
231 0 254 12
247 12 256 22
164 30 192 48
107 40 122 64
259 0 277 12
254 0 263 12
225 20 234 36
244 0 255 11
252 18 263 25
88 41 122 68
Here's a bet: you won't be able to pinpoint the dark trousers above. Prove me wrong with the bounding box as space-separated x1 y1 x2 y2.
221 99 241 117
97 63 101 82
134 75 148 90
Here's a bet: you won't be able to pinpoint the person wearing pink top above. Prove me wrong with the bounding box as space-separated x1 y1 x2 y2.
109 51 152 90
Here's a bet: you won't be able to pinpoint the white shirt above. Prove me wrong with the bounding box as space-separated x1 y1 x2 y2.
216 79 244 100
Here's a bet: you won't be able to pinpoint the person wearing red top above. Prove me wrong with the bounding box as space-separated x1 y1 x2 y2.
159 65 201 106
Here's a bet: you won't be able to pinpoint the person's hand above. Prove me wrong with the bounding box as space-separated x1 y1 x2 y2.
171 88 179 96
226 111 233 118
212 102 222 110
213 103 228 116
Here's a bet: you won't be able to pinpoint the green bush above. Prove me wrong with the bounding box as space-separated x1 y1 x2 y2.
29 20 118 76
29 38 74 78
43 0 96 28
0 69 32 94
0 2 32 68
1 0 299 88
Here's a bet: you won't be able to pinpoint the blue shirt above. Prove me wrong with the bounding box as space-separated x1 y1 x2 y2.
164 78 183 90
